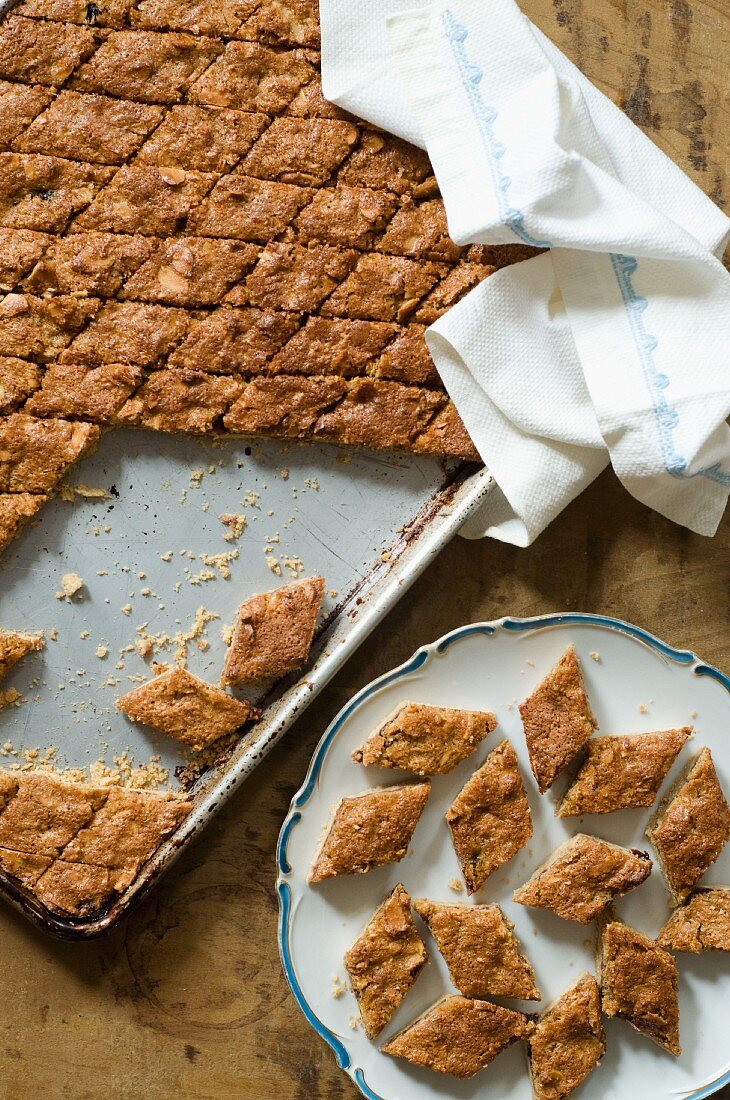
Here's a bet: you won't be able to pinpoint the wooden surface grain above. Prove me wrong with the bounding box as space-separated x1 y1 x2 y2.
0 1 728 1097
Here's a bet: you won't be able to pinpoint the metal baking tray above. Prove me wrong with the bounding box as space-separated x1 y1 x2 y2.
0 427 493 937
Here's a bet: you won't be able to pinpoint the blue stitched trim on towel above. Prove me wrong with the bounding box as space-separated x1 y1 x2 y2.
442 8 728 489
441 9 552 250
610 252 730 487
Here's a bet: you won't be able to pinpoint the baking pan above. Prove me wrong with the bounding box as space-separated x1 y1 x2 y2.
0 426 493 937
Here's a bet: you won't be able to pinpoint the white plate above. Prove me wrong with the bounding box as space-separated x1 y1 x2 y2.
277 614 730 1100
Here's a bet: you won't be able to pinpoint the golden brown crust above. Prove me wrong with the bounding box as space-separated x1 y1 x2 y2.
0 81 53 148
0 772 109 856
26 363 143 422
267 317 395 379
414 263 494 325
0 0 533 560
321 253 447 323
0 16 101 87
371 325 441 387
20 0 137 28
69 30 224 104
0 771 18 810
445 739 532 893
658 889 730 952
598 917 680 1055
73 163 216 236
189 40 315 112
558 727 692 817
222 575 324 684
223 374 478 460
0 414 99 492
0 492 48 553
378 199 465 262
119 237 260 307
295 186 398 249
241 116 358 186
62 302 191 366
240 0 321 48
0 230 53 294
23 232 154 298
0 629 44 681
414 900 539 1000
308 782 430 882
647 748 730 904
0 770 191 917
353 703 496 776
528 974 605 1100
116 666 253 749
130 0 256 37
137 105 268 173
344 883 427 1038
513 833 652 923
169 307 300 373
0 293 100 363
15 91 165 165
0 153 112 234
381 995 528 1079
519 646 598 793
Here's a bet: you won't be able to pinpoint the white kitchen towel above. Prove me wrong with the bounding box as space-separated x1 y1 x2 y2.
320 0 730 545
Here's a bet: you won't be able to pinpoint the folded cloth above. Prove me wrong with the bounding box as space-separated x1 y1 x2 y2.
320 0 730 544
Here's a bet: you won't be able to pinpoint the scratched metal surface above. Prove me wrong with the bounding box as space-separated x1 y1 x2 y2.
0 427 491 935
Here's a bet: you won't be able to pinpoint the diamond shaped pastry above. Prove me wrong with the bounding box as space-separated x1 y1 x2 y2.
647 747 730 904
116 666 254 749
558 726 692 817
519 646 597 793
222 575 324 685
528 973 605 1100
445 739 532 893
413 899 539 1000
308 782 430 883
352 702 496 776
658 888 730 953
344 883 427 1038
513 833 652 923
381 994 528 1079
597 914 680 1055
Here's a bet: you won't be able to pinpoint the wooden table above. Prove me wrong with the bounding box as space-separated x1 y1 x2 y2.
0 1 728 1097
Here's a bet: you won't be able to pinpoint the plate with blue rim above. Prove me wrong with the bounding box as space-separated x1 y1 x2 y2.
276 613 730 1100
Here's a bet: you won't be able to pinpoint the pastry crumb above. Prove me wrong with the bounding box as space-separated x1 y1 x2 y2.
96 646 109 659
71 483 113 500
56 572 84 600
589 651 601 662
448 877 463 893
220 513 247 541
0 688 22 709
198 550 239 579
638 703 648 714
